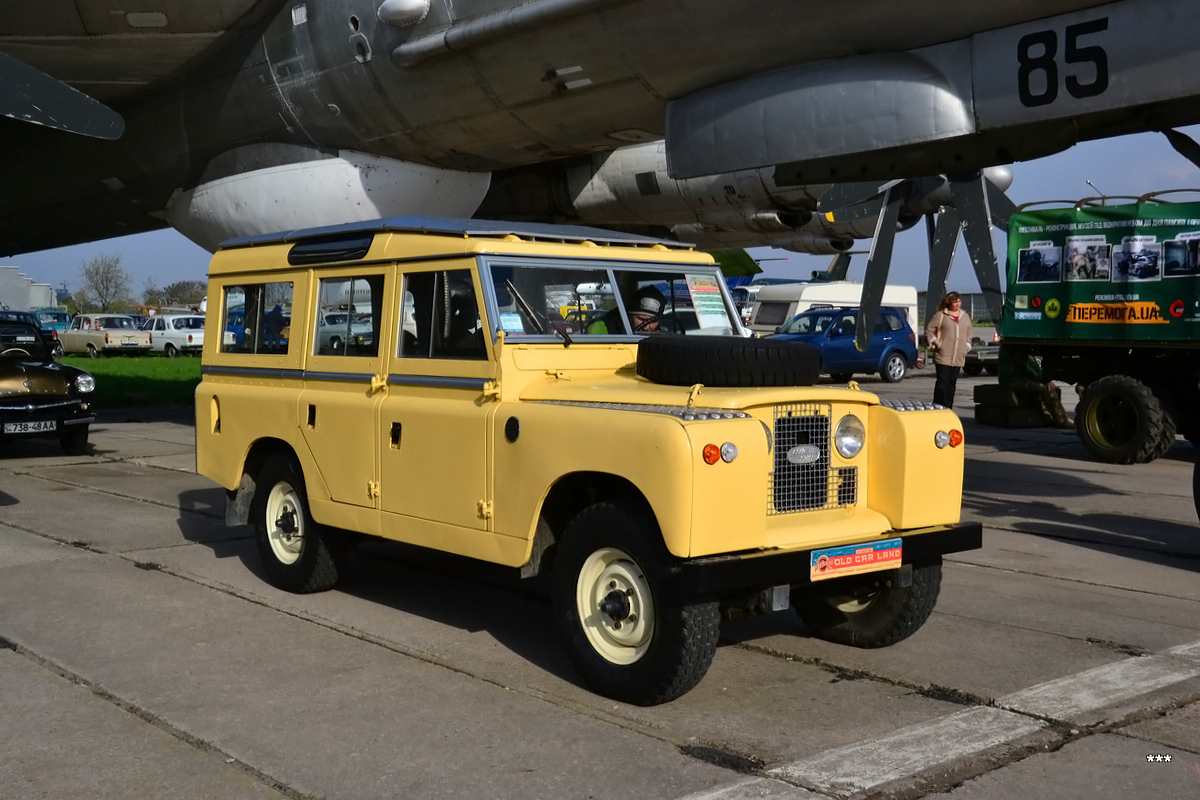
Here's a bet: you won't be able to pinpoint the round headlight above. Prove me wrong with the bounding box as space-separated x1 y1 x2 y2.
75 374 96 393
834 414 865 459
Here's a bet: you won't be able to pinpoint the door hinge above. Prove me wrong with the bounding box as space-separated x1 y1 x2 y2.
481 380 501 401
367 480 380 499
477 500 493 519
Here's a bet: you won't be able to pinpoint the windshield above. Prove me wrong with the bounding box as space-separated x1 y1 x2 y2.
0 324 48 358
485 259 741 340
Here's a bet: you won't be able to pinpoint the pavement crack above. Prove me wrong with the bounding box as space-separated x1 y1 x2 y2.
730 641 989 708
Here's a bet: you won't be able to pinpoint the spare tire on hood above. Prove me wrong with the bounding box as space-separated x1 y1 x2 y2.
636 335 820 387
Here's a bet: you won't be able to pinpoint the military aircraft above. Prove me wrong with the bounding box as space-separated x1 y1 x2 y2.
4 0 1200 343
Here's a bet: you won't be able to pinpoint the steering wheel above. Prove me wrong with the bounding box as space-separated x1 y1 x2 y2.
0 347 31 356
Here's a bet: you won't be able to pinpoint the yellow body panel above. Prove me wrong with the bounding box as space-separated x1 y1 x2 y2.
196 224 970 578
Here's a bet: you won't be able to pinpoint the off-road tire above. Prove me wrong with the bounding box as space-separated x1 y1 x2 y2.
636 335 820 388
962 362 984 377
1076 375 1171 464
880 351 907 383
552 501 719 705
252 453 343 593
793 559 942 648
1193 457 1200 524
60 425 89 456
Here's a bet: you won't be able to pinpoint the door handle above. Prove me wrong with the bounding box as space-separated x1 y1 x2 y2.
390 422 402 449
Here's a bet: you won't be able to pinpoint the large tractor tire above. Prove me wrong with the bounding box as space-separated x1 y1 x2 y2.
1075 375 1172 464
636 335 820 387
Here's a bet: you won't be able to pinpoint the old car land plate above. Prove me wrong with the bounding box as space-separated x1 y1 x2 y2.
121 337 138 345
810 538 902 582
4 420 56 434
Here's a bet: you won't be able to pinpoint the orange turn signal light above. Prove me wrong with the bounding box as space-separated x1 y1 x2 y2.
702 443 721 465
949 429 964 447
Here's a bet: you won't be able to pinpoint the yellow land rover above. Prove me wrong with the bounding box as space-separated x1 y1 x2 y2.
196 217 980 705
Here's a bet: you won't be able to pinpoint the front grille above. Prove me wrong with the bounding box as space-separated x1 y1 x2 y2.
768 403 857 514
0 396 80 415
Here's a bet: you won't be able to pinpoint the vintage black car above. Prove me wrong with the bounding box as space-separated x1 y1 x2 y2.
0 320 95 454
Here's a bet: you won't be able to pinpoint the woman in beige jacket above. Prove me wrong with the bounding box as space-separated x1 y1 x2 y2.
924 292 973 408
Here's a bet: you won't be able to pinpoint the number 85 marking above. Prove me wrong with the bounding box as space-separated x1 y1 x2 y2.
1017 18 1109 108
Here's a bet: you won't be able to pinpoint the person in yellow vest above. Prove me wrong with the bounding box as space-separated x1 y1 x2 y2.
587 285 665 335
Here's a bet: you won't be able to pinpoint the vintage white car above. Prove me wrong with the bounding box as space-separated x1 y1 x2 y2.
60 314 151 357
145 313 206 357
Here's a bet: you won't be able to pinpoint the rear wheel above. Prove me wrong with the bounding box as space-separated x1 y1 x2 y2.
1076 375 1170 464
329 335 342 353
552 501 719 705
962 362 984 377
60 425 89 456
252 454 344 593
86 344 100 358
880 352 907 383
164 343 178 358
793 560 942 647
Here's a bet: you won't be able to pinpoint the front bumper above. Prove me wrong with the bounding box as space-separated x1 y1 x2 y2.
0 398 95 441
679 522 982 594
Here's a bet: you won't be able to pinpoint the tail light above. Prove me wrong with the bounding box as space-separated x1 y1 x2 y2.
188 334 194 343
104 333 109 344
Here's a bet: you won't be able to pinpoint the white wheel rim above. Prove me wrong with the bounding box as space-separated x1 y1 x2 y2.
888 357 904 380
264 480 305 565
576 547 654 665
827 590 880 613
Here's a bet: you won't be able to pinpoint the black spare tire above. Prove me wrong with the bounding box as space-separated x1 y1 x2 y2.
636 335 820 387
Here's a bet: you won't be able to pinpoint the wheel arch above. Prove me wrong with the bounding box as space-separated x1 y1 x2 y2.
521 471 657 579
225 437 310 527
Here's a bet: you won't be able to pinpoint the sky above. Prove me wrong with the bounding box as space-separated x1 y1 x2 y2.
4 125 1199 300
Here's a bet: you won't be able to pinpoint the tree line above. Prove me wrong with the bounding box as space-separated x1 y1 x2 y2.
68 253 205 313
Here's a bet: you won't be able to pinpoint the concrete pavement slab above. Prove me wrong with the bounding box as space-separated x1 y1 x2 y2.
130 537 970 768
1123 700 1200 755
946 733 1200 799
0 469 232 552
0 554 734 800
0 649 286 800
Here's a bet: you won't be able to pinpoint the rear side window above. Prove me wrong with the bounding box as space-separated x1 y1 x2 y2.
400 269 486 360
754 302 790 327
220 282 294 355
313 276 383 357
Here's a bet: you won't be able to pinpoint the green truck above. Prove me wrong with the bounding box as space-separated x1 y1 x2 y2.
1003 200 1200 464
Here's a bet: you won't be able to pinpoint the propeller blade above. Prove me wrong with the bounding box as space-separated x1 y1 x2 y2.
925 207 961 323
985 175 1017 229
949 172 1005 325
0 52 124 140
856 183 903 351
1161 128 1200 171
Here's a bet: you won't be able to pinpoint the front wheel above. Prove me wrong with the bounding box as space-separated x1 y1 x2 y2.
251 453 344 593
60 425 89 456
880 352 907 383
792 560 942 647
552 501 719 705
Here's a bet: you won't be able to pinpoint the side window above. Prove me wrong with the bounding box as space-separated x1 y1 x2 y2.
399 269 486 360
313 276 382 357
832 314 857 336
220 282 293 355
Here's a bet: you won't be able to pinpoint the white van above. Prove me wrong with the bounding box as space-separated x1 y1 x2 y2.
748 281 918 334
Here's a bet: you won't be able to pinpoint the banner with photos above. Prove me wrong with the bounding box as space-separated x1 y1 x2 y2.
1005 202 1200 342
